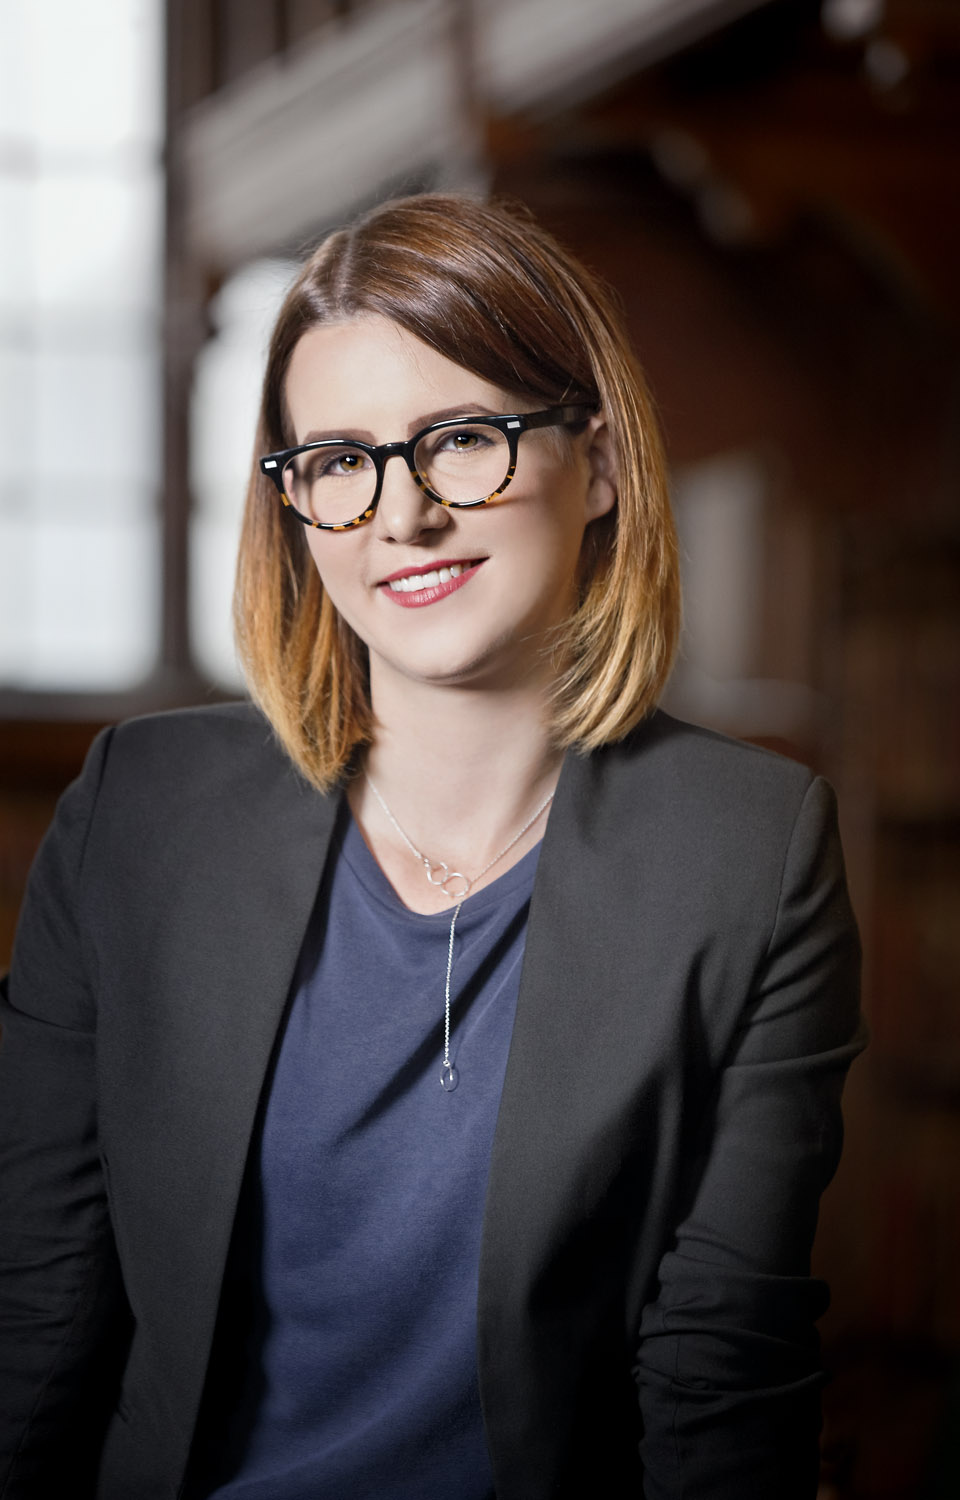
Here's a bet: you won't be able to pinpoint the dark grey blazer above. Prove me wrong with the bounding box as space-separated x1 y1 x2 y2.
0 703 863 1500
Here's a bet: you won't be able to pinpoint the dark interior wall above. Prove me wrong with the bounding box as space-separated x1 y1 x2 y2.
170 0 358 108
482 13 960 1486
488 148 956 507
484 146 959 1497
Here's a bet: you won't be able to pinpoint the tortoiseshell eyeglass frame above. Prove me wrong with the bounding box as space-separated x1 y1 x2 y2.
258 403 598 531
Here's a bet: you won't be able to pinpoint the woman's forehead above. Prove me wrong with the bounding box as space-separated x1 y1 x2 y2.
284 315 520 437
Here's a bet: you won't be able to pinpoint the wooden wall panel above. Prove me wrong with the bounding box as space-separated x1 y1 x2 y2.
0 723 105 970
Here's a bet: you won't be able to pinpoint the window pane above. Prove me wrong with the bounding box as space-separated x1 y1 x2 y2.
0 179 32 298
35 172 161 309
0 8 30 139
33 349 160 492
24 0 162 153
0 513 159 688
0 349 33 490
0 0 162 693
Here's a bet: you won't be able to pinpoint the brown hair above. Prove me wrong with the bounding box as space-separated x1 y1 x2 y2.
234 192 680 789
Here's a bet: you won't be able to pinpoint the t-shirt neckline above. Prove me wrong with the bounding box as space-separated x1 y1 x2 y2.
340 803 542 922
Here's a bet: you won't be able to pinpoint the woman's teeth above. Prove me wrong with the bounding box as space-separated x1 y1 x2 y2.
387 563 466 593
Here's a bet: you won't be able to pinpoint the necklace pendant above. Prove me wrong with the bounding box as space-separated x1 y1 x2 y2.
365 770 556 1105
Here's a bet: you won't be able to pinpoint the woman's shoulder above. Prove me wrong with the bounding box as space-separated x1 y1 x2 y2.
589 708 815 801
57 701 326 874
95 700 300 798
48 702 336 925
109 697 280 758
561 713 855 994
572 709 828 867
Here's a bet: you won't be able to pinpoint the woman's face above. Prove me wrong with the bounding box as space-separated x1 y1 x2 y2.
283 314 615 698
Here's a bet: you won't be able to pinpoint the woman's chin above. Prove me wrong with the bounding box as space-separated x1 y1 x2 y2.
367 632 550 699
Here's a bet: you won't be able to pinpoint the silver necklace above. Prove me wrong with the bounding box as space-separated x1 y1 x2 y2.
365 772 555 1091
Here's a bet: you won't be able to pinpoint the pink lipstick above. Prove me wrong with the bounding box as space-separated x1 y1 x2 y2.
379 558 484 609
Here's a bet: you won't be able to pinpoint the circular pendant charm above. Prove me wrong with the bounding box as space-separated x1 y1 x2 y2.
440 1063 460 1092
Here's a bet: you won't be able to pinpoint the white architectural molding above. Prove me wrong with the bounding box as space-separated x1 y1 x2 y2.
183 0 469 265
183 0 770 267
480 0 770 115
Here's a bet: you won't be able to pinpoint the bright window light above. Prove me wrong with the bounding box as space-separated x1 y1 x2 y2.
0 0 163 691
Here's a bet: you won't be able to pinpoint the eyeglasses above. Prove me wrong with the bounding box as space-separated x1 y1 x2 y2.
259 404 597 531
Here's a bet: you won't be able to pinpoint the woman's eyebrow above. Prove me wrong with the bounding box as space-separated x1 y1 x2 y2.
299 426 376 444
410 403 504 432
298 404 508 446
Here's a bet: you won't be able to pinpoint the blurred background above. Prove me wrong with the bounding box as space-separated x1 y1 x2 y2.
1 0 958 1492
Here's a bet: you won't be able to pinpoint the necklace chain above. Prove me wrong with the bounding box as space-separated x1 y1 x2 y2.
364 772 555 1089
365 773 554 900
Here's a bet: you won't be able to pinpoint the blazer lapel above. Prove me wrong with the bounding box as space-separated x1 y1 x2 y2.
475 715 680 1491
94 719 343 1458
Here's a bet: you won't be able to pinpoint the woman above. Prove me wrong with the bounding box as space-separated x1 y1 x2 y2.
0 193 863 1499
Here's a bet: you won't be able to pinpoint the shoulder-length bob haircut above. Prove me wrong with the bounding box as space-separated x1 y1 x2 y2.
235 192 680 790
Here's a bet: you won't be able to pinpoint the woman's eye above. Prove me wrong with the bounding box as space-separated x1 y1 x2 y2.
438 428 490 453
306 449 367 480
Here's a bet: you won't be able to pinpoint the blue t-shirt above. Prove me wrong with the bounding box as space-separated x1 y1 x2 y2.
187 806 540 1499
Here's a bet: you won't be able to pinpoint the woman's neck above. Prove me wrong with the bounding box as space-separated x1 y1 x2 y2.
347 674 564 913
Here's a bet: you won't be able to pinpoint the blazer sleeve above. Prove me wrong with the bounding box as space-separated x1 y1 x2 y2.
0 728 130 1497
632 775 865 1500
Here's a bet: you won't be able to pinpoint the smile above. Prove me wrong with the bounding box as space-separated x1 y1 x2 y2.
379 558 484 608
388 563 467 592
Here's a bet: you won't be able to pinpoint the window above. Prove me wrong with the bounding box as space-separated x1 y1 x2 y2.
0 0 163 691
189 258 296 689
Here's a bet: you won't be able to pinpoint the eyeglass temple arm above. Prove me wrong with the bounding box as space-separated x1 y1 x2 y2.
520 404 598 430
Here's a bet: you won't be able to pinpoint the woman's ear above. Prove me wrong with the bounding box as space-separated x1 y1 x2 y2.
583 413 617 521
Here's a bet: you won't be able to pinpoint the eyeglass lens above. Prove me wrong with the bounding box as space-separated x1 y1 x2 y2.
282 422 512 525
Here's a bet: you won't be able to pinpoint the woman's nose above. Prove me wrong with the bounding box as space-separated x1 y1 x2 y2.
373 455 451 543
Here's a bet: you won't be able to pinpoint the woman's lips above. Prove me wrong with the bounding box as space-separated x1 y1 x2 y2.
379 559 484 608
